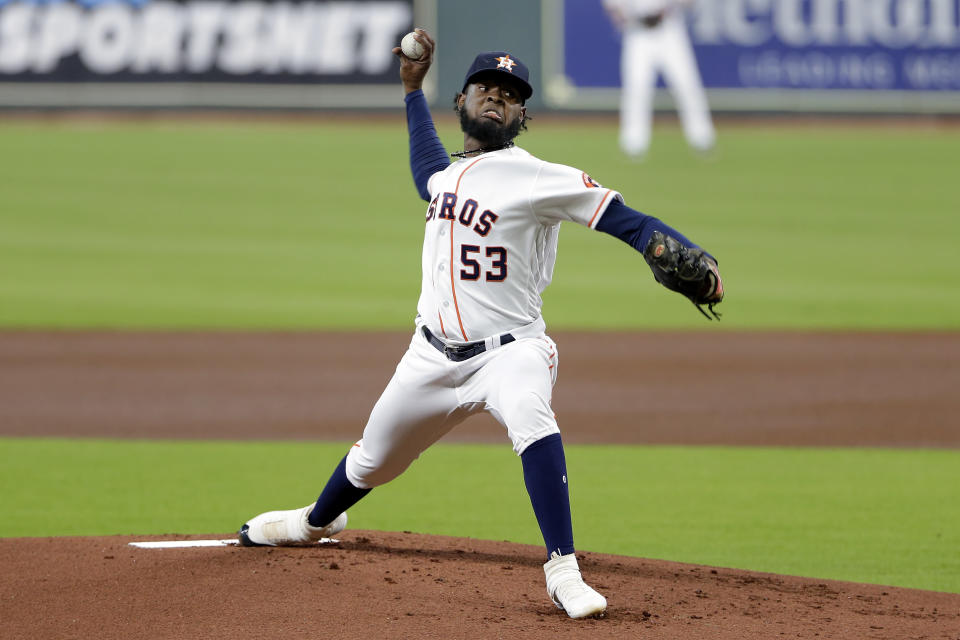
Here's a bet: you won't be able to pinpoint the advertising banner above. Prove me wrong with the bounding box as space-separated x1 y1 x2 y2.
0 0 422 107
548 0 960 112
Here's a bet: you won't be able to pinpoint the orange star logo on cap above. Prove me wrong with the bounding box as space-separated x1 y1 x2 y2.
496 55 516 72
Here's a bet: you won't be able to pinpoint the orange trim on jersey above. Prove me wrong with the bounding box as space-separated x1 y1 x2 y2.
449 218 466 339
438 311 448 338
445 156 489 342
588 189 615 228
542 337 556 359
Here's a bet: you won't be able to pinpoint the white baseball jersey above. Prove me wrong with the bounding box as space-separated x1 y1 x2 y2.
417 145 622 343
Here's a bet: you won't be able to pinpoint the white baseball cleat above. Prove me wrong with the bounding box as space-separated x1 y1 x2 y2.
238 505 347 547
543 552 607 619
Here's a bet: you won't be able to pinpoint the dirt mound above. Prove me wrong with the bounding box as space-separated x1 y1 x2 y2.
1 532 957 640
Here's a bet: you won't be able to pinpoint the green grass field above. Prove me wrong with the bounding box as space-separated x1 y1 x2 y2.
1 119 958 329
1 119 957 595
1 438 957 593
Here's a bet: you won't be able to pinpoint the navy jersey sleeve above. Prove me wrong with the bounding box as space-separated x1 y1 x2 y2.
595 199 714 261
405 90 450 202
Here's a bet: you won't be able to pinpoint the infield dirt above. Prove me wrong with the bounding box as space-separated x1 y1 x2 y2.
1 330 958 639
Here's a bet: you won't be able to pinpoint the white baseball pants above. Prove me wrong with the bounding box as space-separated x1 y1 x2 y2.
344 329 560 489
619 14 715 155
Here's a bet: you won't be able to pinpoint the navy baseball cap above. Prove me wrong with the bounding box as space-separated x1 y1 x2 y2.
461 51 533 101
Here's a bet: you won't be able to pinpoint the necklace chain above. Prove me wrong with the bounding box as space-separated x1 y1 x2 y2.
450 141 514 159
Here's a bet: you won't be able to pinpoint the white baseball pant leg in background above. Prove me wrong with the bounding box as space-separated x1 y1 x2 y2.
345 331 560 489
619 25 659 157
658 13 715 152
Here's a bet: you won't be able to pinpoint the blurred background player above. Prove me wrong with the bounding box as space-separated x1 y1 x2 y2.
603 0 716 158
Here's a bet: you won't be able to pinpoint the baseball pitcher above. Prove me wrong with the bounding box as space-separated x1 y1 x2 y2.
237 29 724 620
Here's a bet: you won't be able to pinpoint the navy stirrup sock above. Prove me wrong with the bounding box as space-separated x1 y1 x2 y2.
308 455 371 528
521 433 575 557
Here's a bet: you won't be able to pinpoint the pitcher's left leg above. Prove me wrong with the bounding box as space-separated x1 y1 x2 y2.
475 338 606 618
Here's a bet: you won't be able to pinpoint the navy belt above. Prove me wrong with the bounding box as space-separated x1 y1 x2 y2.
422 327 515 362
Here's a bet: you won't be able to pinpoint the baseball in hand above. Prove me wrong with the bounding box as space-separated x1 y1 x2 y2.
400 32 424 60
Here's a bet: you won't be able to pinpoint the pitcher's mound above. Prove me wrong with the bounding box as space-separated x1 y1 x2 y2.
1 531 957 639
